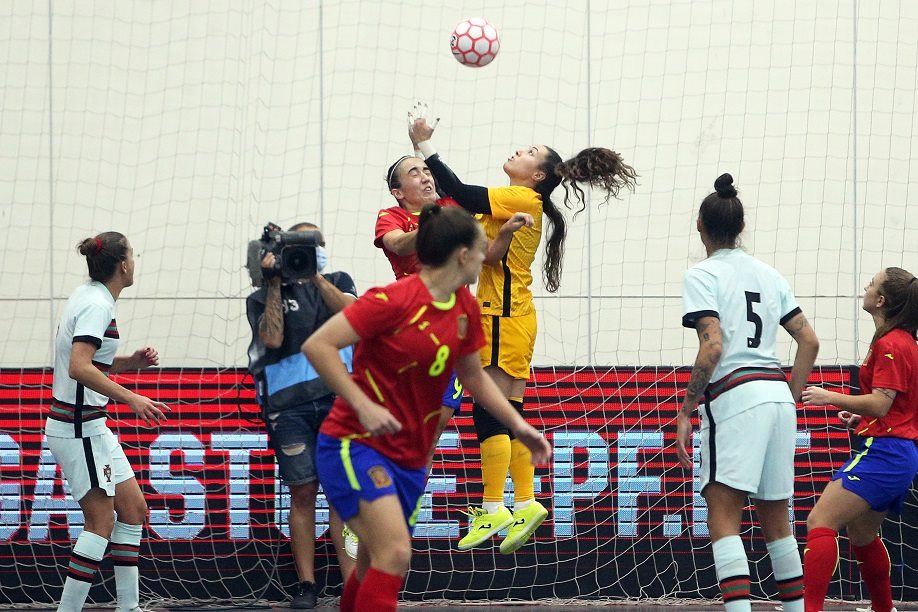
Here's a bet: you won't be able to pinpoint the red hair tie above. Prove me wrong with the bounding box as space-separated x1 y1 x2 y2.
94 237 103 254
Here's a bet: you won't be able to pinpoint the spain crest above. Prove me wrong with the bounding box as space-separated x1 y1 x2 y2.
367 466 392 489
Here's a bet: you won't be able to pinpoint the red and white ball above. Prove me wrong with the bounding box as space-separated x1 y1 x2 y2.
450 17 500 67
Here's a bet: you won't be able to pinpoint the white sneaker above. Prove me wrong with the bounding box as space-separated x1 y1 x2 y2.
343 525 359 560
855 607 898 612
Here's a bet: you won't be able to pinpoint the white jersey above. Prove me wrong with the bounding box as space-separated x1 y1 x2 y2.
682 248 800 417
46 281 119 438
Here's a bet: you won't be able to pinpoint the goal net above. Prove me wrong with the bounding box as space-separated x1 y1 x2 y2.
0 0 916 607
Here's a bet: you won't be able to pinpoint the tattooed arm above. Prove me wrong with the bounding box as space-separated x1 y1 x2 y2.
681 317 724 415
781 311 819 402
258 253 285 349
676 316 723 468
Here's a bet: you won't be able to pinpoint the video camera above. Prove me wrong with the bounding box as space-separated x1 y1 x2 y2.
246 222 320 287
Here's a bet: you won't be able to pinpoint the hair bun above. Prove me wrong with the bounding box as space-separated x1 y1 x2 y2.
714 173 737 198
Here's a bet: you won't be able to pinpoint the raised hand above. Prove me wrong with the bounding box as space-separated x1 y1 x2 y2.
130 346 160 369
407 101 439 146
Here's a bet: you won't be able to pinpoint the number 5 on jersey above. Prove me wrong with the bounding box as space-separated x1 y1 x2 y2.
745 291 762 348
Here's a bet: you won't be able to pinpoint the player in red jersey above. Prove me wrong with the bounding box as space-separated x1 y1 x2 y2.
801 267 918 612
375 154 533 465
305 205 551 612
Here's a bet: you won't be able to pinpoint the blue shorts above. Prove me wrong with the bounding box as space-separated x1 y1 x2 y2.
832 436 918 515
441 370 464 412
316 433 427 533
263 396 333 486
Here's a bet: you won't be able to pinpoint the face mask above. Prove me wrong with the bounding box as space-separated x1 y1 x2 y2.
316 246 328 274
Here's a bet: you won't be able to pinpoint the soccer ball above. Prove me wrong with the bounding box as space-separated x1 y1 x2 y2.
450 17 500 68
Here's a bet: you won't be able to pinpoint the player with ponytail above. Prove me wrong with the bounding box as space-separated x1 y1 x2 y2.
408 116 637 554
47 232 168 612
801 267 918 612
305 205 550 612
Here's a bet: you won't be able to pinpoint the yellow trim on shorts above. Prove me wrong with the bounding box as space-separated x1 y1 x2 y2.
843 436 874 472
408 494 424 527
339 438 361 491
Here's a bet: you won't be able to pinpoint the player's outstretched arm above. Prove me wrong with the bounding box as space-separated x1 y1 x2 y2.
454 352 551 464
802 385 895 418
409 119 491 214
69 341 168 425
781 311 819 402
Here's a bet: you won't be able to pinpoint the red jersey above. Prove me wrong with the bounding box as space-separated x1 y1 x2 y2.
856 328 918 441
319 274 485 468
374 197 460 278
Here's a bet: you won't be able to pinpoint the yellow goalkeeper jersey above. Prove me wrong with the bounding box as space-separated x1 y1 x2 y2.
477 185 543 317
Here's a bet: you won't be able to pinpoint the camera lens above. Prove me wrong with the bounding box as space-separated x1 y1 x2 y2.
286 249 310 273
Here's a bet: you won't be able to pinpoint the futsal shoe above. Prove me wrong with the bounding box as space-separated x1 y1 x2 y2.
291 580 317 609
457 505 514 550
855 608 898 612
343 525 359 560
499 500 548 554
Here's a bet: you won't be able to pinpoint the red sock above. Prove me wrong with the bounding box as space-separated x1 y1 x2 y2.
354 567 403 612
853 537 894 612
803 527 839 612
340 571 360 612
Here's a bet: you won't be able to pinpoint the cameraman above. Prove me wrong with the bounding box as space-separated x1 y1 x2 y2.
245 222 356 609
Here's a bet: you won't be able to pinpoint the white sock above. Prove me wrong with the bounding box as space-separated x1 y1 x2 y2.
766 536 803 612
57 530 108 612
111 521 143 612
482 501 503 514
514 499 533 511
712 535 751 612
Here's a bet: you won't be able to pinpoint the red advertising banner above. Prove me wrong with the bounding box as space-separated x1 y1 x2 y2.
0 365 913 605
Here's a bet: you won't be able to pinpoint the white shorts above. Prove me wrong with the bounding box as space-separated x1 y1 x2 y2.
699 400 796 500
46 428 135 502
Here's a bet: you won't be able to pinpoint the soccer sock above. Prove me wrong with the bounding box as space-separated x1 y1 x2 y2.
339 571 360 612
354 567 403 612
508 439 534 507
57 530 108 612
766 536 804 612
853 536 894 612
803 527 839 612
110 521 142 612
713 535 751 612
480 434 511 512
